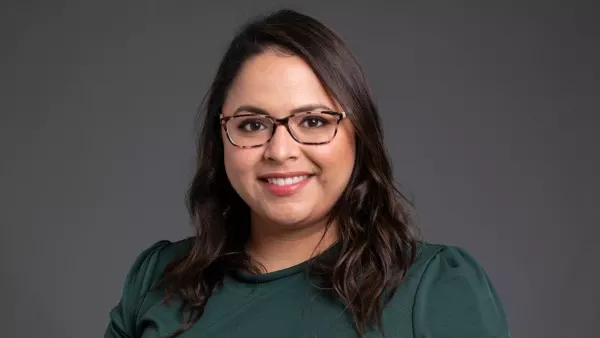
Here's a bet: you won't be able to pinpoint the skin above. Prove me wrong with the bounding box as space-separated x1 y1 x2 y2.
221 49 356 272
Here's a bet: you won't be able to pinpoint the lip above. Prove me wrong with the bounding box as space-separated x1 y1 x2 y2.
257 171 314 179
258 172 314 197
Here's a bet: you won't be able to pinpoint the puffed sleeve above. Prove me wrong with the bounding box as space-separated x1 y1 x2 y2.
413 246 510 337
104 240 172 338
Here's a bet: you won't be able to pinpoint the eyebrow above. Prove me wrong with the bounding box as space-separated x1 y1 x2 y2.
232 103 334 116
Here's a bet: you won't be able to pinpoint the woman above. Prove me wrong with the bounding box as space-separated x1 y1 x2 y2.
104 9 510 338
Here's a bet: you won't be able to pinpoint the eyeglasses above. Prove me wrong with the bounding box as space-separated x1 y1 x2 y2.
220 110 346 148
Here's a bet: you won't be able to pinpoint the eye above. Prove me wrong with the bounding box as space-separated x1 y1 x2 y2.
300 116 328 128
238 119 267 132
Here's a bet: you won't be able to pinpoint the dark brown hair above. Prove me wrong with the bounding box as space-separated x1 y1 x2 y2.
159 8 419 338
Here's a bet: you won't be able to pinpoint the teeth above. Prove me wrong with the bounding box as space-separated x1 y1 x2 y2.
266 175 309 186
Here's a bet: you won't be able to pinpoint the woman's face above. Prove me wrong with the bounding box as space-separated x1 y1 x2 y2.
221 49 355 229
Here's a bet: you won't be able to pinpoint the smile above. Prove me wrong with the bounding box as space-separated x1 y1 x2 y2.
266 175 309 186
258 173 314 197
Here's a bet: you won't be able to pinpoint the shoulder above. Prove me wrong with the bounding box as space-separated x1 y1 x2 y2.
126 238 193 285
122 238 194 303
408 241 486 278
408 242 511 337
104 238 193 337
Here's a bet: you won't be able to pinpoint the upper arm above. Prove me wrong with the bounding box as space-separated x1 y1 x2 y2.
412 246 510 338
104 240 171 338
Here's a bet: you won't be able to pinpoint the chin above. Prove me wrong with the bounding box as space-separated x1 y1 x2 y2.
260 205 315 228
267 212 312 227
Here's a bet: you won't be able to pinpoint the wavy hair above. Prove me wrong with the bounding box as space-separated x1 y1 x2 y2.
159 8 419 338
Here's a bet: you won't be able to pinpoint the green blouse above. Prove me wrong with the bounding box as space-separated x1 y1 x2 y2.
104 238 510 337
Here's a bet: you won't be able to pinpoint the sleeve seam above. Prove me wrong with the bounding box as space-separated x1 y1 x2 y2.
132 240 172 335
410 245 447 337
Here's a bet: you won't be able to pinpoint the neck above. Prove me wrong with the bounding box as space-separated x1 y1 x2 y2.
246 214 339 273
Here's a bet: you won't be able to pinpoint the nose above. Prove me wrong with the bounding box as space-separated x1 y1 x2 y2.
263 125 300 163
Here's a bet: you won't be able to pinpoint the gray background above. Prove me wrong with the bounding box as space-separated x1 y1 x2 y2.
1 1 598 338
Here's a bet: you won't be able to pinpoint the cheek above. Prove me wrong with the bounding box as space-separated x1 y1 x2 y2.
332 124 355 164
310 128 355 181
223 143 258 183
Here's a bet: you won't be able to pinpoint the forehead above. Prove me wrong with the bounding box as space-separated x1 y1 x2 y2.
223 49 339 117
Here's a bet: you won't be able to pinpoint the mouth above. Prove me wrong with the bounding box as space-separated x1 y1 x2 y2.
262 175 310 186
257 172 314 196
